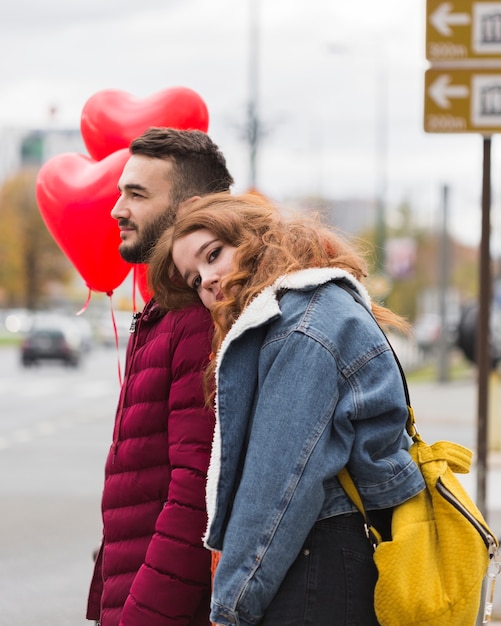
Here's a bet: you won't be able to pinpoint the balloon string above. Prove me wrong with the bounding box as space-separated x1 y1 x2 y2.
108 291 123 387
76 288 92 316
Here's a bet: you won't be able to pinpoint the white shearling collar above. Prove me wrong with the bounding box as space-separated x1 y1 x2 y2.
218 267 370 360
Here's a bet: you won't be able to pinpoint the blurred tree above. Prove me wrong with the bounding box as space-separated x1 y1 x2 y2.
361 199 478 322
386 233 477 320
0 168 72 309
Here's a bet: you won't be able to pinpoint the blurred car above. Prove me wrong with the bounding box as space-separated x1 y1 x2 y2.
456 300 501 368
94 310 134 347
413 312 459 355
2 308 33 335
20 315 86 367
413 313 441 354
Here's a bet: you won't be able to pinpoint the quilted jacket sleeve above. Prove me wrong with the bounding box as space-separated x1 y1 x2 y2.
120 305 215 626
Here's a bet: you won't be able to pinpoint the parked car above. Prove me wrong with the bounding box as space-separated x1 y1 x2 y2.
94 310 134 347
413 313 441 354
456 300 501 369
1 308 33 336
413 312 459 355
20 316 85 367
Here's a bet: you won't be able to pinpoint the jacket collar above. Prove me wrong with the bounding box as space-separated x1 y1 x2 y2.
217 268 371 365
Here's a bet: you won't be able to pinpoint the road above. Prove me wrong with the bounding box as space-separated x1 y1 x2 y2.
0 345 123 625
0 345 500 623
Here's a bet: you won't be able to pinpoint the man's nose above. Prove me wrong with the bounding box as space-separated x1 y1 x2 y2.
110 194 128 219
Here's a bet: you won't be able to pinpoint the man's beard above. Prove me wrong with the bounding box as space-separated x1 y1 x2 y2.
119 211 173 264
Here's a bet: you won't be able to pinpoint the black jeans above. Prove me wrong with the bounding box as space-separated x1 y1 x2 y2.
261 511 391 626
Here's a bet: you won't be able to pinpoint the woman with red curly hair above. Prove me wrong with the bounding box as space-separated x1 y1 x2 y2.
148 192 424 626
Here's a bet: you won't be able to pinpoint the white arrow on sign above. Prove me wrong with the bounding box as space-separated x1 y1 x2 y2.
430 2 471 37
428 74 469 108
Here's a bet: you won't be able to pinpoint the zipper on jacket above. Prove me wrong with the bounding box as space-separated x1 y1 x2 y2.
111 441 118 464
436 477 498 557
129 312 140 333
112 310 144 463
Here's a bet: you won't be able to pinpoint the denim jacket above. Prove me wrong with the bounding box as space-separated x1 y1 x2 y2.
205 268 425 626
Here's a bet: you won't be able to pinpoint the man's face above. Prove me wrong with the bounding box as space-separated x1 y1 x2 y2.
111 154 177 263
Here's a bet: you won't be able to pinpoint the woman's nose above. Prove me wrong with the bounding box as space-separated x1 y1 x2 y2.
201 273 218 291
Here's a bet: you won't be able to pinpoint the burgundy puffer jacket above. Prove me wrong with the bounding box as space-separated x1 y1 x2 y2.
87 300 215 626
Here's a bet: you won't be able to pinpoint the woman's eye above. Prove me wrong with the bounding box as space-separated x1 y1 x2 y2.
192 276 201 290
208 247 221 263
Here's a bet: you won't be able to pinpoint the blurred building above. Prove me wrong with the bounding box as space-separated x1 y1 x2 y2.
286 195 377 236
0 126 84 184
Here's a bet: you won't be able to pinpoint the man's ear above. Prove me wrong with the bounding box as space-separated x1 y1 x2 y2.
177 195 201 218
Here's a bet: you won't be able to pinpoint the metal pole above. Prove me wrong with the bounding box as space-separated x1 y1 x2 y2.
437 184 450 382
476 136 492 516
374 51 388 274
248 0 260 190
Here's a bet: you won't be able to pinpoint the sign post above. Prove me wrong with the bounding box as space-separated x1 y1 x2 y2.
424 0 501 518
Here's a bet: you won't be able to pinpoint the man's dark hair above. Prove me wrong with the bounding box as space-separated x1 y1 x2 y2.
130 127 234 206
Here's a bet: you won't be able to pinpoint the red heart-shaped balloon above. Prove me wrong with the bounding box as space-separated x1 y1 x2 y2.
81 87 209 161
36 149 132 293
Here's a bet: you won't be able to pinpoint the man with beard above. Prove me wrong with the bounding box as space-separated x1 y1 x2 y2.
86 127 234 626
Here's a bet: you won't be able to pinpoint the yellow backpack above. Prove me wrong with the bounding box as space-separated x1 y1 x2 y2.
336 280 499 625
339 407 499 625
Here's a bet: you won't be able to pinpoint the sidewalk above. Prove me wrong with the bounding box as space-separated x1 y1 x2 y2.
408 376 501 524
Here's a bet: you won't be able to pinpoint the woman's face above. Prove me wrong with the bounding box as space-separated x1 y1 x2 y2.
172 228 237 309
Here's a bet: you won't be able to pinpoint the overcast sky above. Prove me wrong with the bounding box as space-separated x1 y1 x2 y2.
1 0 500 250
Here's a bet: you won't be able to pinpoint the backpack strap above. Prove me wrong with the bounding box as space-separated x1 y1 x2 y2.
337 467 383 549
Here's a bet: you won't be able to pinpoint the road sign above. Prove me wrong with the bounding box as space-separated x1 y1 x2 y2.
426 1 501 61
424 67 501 132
